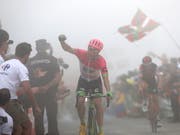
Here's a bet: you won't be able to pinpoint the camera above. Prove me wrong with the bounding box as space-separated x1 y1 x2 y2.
57 58 69 69
0 116 7 125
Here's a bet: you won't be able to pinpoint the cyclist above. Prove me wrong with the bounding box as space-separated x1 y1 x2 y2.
58 35 112 135
138 56 162 126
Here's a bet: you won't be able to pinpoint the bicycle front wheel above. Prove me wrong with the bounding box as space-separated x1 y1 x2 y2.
87 108 98 135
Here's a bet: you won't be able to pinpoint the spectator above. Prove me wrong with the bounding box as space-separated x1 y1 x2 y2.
0 29 13 64
0 42 41 135
0 88 13 135
168 58 180 122
27 39 61 135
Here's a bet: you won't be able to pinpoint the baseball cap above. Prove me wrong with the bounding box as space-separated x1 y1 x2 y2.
0 29 13 45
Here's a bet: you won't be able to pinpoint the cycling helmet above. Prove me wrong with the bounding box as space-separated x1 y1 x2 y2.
88 39 103 51
142 56 152 64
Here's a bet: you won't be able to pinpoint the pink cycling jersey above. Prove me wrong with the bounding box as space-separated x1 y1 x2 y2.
74 49 108 81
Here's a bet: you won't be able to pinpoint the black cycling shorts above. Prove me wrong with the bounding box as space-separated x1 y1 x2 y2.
76 77 103 96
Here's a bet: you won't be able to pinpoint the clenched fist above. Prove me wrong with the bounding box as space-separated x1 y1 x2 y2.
58 34 67 42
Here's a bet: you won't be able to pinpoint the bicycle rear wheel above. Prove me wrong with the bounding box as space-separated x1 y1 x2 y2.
150 116 157 133
148 96 158 133
87 107 98 135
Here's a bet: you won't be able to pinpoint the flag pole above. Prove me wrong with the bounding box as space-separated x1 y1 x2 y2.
161 24 180 51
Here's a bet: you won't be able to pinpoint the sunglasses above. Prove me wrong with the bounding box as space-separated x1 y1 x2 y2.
88 46 99 52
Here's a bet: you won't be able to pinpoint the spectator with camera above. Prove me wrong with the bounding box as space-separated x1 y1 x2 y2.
0 88 13 135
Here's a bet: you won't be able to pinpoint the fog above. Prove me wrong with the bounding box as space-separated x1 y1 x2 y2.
1 0 180 86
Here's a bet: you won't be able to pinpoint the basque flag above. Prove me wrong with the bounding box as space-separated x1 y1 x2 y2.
118 9 159 42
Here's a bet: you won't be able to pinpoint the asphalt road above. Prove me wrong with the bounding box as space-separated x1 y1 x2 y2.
58 115 180 135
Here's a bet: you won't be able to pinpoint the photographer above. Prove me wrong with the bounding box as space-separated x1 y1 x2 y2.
0 88 13 135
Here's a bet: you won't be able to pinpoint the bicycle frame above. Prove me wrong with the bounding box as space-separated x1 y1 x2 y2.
85 94 107 135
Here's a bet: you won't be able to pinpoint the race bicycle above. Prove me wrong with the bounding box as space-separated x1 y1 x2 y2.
138 80 160 133
85 93 109 135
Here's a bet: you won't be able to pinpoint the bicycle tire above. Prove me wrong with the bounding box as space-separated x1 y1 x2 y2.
148 95 157 133
87 107 98 135
152 120 157 133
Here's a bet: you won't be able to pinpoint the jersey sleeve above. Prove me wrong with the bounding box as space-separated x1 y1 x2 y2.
99 56 108 74
18 65 29 82
74 49 86 59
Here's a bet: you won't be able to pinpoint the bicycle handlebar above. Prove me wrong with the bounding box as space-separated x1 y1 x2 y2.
85 95 106 98
84 95 110 107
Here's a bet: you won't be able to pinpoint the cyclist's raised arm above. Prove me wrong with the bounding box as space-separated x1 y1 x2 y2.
58 34 75 54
